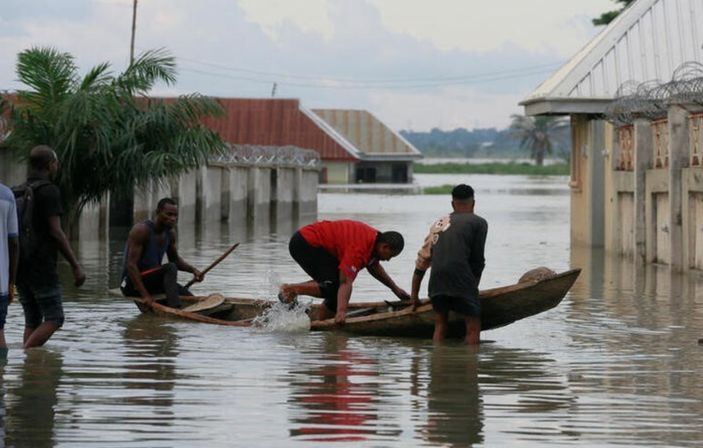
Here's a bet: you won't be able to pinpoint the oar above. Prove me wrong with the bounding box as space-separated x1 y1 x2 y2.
184 242 240 289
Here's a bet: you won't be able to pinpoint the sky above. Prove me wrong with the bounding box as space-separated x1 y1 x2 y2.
0 0 615 131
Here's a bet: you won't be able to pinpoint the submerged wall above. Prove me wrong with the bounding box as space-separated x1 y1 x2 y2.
585 103 703 272
0 145 320 242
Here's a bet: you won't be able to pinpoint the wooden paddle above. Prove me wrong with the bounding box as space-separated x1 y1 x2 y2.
184 242 240 289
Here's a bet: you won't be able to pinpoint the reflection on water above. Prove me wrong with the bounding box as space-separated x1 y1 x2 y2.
5 350 63 448
121 316 178 422
0 174 701 447
288 335 401 443
423 346 482 447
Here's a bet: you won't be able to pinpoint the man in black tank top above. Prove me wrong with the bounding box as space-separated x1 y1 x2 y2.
120 198 203 308
410 184 488 345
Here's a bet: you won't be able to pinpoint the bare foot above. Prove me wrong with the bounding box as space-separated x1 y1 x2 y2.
278 284 298 304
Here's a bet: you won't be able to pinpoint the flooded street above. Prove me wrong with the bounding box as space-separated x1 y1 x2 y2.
1 174 702 447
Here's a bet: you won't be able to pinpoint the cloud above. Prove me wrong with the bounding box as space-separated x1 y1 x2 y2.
369 0 613 56
0 0 612 130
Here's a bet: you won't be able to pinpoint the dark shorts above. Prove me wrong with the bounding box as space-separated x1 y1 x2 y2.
120 264 192 298
289 231 340 312
431 294 480 317
0 295 8 329
17 282 64 328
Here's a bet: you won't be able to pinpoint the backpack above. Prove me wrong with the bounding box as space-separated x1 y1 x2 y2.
11 180 52 263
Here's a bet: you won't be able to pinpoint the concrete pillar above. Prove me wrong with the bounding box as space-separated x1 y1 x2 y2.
0 150 25 186
587 119 606 247
197 165 223 223
272 167 295 223
151 178 173 208
133 179 153 222
77 200 101 241
175 170 197 225
668 105 689 271
634 119 653 264
227 166 248 226
604 123 618 253
247 167 271 222
299 168 319 218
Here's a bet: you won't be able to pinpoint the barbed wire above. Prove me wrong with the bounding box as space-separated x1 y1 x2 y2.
606 61 703 125
211 144 320 168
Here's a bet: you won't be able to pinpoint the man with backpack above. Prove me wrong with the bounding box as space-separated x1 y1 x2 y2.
14 145 85 348
0 181 19 353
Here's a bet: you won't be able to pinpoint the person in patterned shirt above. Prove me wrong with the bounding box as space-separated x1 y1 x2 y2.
411 184 488 345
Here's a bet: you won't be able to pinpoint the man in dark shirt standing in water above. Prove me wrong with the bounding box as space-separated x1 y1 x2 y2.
121 198 203 308
16 145 86 348
411 184 488 345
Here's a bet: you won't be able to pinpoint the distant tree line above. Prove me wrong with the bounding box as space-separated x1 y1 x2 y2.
400 116 571 164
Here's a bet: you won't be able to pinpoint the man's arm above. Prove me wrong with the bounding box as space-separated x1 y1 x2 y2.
334 271 353 326
411 219 443 310
47 216 85 287
125 224 153 302
410 268 425 311
166 231 203 282
367 261 410 301
8 237 18 303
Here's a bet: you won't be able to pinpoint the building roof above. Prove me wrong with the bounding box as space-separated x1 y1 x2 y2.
312 109 422 161
522 0 703 115
201 98 359 162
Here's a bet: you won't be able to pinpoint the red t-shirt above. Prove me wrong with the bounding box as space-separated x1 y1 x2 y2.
299 220 379 281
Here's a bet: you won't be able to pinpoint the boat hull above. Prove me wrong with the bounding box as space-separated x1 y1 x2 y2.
124 269 581 338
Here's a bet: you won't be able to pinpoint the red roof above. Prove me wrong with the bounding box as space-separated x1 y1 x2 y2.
202 98 358 162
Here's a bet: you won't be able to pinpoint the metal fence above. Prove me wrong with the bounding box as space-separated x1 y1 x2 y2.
211 144 320 168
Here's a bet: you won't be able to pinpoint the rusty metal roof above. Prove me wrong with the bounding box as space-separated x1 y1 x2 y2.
201 98 358 162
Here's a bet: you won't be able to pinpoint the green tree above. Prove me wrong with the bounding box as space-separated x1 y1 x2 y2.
1 47 226 234
509 114 568 166
593 0 636 26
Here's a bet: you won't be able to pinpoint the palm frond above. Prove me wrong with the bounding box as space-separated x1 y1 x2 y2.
16 47 78 109
118 48 177 94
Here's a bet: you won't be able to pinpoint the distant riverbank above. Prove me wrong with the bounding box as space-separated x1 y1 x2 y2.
415 161 569 177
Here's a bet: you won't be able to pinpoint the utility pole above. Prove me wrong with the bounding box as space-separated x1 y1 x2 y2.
271 82 278 98
129 0 138 64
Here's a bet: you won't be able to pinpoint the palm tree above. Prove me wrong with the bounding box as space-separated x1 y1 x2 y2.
509 114 568 166
1 47 226 234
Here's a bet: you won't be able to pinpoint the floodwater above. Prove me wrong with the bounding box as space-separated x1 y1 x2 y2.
1 173 702 447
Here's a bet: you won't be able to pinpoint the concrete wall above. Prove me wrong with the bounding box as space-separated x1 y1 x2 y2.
299 168 319 218
225 165 248 226
174 170 197 225
272 167 295 222
570 116 605 247
322 161 352 184
0 149 25 187
247 167 271 223
587 104 703 271
683 169 703 270
0 148 319 244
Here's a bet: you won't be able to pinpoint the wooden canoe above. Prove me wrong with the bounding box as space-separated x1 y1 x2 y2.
122 268 580 338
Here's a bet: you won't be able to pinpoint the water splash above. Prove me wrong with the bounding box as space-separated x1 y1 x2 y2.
252 300 311 332
250 270 311 332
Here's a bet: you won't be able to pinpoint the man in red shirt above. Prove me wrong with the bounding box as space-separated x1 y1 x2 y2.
280 220 410 324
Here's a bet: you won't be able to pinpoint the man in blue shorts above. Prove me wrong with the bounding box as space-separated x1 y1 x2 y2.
410 184 488 345
0 181 19 352
16 146 86 348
